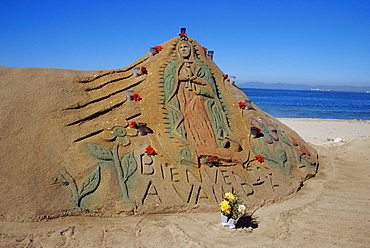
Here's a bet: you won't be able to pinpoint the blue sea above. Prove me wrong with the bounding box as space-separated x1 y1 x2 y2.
241 88 370 120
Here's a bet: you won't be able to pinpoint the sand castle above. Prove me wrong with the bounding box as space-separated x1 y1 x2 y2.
0 31 318 220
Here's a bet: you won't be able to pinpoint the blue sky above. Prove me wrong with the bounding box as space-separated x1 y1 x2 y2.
0 0 369 86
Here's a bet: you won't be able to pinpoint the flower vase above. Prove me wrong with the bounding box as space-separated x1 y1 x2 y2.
126 90 134 101
227 218 237 229
133 67 142 77
149 47 157 56
220 214 229 226
245 99 252 109
138 123 147 136
250 127 259 138
229 76 236 85
207 51 214 60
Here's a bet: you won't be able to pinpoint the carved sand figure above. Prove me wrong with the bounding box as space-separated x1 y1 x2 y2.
0 33 319 220
163 39 241 166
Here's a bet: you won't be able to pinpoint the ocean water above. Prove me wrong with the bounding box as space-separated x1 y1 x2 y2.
241 88 370 120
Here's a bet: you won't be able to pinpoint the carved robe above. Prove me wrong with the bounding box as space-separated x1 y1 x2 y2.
163 43 240 165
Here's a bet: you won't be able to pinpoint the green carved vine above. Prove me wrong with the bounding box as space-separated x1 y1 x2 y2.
89 143 113 160
88 143 137 199
177 145 194 166
78 167 101 205
278 129 302 163
57 166 101 208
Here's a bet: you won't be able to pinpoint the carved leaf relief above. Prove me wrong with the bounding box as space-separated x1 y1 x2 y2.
88 143 113 161
122 152 137 182
79 166 101 201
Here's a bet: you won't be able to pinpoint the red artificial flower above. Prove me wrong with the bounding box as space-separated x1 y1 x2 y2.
202 47 208 52
179 31 186 37
132 93 142 101
238 101 246 109
155 45 163 52
140 67 147 72
209 156 216 163
257 128 262 134
223 74 228 79
145 146 156 156
255 154 264 162
129 121 137 128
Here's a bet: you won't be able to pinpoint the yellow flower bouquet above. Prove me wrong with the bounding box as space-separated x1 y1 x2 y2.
219 192 246 228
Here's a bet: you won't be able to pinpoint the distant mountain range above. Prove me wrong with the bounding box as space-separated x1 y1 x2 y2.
238 82 370 92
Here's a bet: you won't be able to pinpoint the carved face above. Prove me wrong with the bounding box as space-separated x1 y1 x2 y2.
178 43 191 59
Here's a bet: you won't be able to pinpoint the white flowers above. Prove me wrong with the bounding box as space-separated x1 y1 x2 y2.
238 204 247 215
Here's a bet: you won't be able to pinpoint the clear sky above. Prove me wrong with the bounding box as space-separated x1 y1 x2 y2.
1 0 369 86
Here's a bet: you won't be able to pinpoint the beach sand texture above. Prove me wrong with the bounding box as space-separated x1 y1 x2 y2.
0 122 369 247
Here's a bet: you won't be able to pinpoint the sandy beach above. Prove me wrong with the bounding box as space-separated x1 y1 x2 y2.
1 118 369 247
278 118 370 145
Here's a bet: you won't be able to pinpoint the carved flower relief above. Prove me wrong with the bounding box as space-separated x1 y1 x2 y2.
250 117 279 144
154 45 163 52
255 154 264 162
100 126 138 146
144 146 156 156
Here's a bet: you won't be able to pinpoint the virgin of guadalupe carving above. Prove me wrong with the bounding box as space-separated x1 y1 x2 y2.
163 39 242 166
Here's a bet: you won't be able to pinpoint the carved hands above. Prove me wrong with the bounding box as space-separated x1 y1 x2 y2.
178 75 197 81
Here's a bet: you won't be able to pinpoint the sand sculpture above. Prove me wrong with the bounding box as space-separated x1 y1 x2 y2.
0 32 318 220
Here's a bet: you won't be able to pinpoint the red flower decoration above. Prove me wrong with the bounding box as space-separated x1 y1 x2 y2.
155 45 163 52
129 121 137 128
209 156 217 163
223 74 228 79
238 101 246 109
202 47 208 52
145 146 156 156
255 154 264 162
257 128 262 134
179 31 186 37
132 93 142 101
